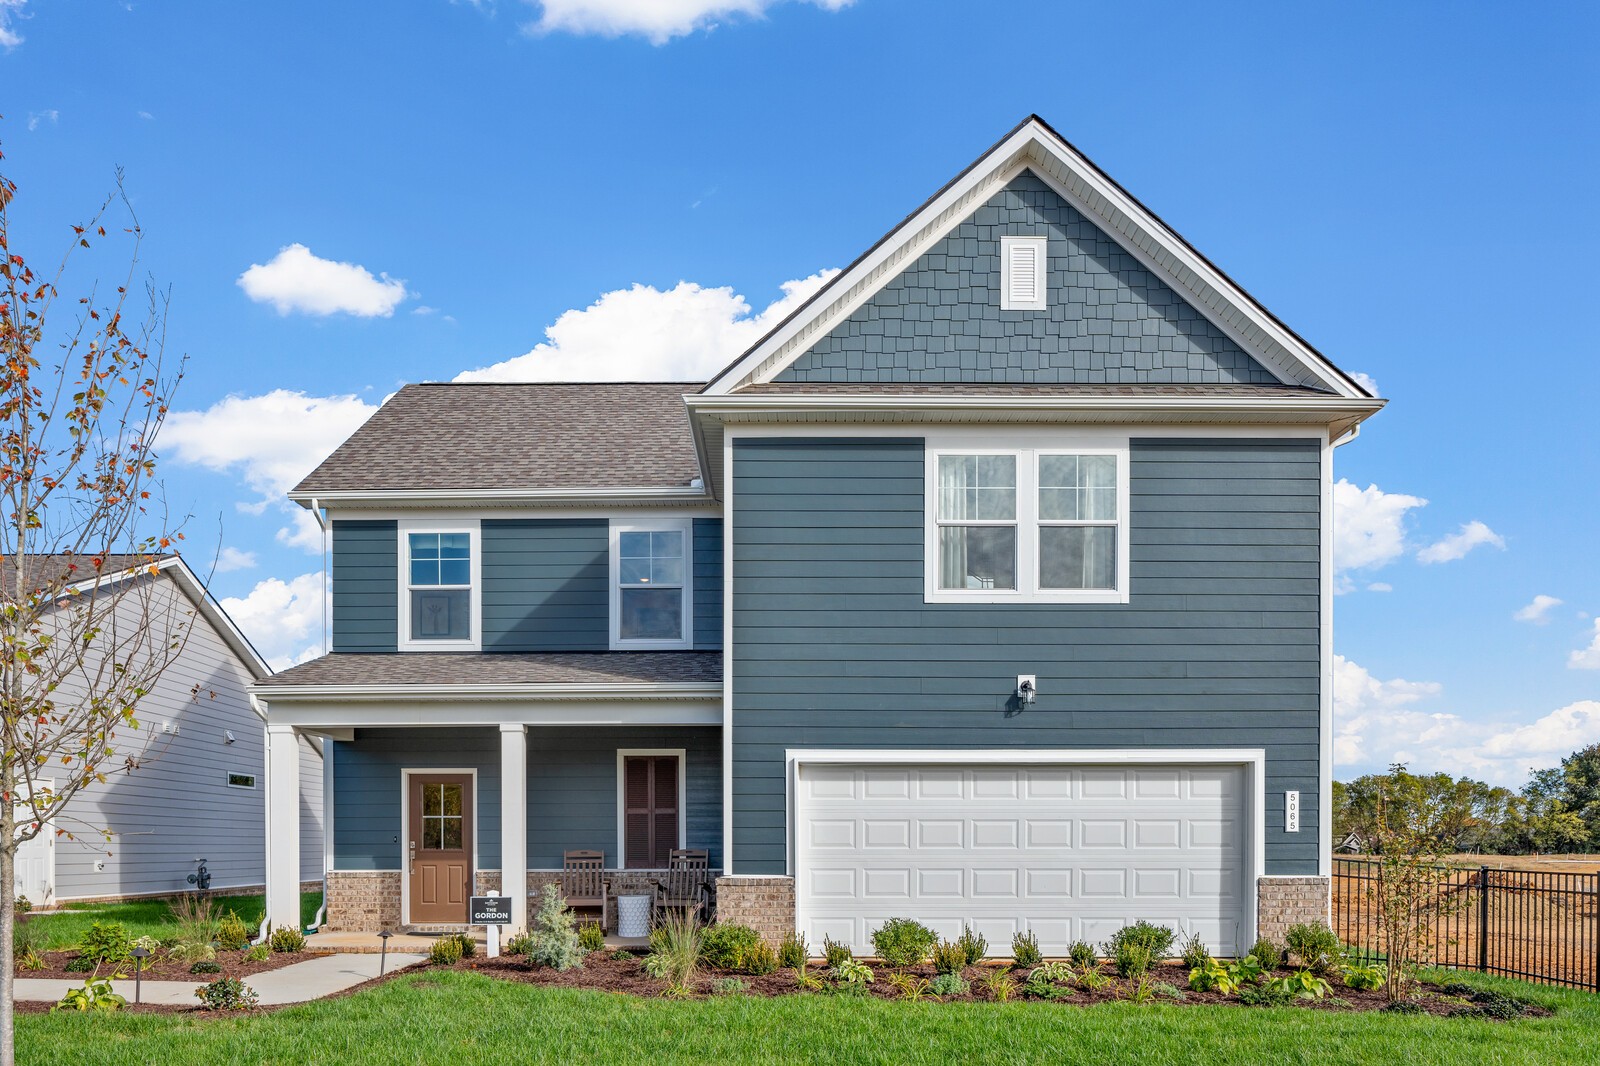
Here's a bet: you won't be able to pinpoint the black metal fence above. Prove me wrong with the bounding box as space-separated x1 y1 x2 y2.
1333 858 1600 991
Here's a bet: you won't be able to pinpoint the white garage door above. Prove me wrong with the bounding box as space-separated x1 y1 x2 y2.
797 762 1248 956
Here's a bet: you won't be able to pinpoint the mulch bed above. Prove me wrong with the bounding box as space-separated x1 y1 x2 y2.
444 953 1553 1020
19 948 331 982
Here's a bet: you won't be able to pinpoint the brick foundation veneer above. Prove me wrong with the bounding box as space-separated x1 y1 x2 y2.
1256 876 1331 945
326 871 401 933
714 877 795 945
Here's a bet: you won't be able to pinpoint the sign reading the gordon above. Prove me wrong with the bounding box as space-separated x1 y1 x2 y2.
469 895 512 926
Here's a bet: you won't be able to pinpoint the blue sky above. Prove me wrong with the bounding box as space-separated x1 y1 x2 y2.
4 0 1596 786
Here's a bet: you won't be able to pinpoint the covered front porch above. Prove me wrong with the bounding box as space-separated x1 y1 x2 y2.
255 651 723 936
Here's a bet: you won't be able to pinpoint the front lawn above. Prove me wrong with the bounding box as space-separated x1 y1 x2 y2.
21 891 323 951
17 969 1600 1065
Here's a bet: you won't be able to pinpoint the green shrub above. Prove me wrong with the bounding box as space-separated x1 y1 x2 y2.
712 976 749 994
1011 930 1042 966
505 931 536 957
701 924 764 970
979 968 1018 1001
870 918 938 967
1382 999 1428 1014
577 921 606 954
53 977 125 1013
1067 940 1097 968
1266 969 1332 1001
1188 957 1240 994
1285 922 1341 974
1247 938 1283 971
822 935 853 968
1024 968 1075 1000
194 976 258 1012
428 937 463 966
609 948 635 961
15 895 32 914
63 955 98 974
741 938 779 976
18 948 45 971
930 938 967 975
243 944 270 963
930 972 969 998
778 930 808 969
1342 961 1385 991
1074 966 1112 992
1180 933 1211 970
1113 941 1152 979
80 921 131 963
447 932 475 959
1030 960 1075 985
167 939 216 964
527 883 584 971
216 911 252 952
1104 921 1176 962
956 925 987 965
1238 981 1293 1007
829 958 874 988
189 960 222 975
268 926 306 954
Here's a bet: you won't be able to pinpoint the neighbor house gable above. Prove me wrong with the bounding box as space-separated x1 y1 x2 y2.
702 116 1369 398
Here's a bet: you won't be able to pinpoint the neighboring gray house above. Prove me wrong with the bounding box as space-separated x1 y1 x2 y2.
254 116 1383 954
15 556 324 906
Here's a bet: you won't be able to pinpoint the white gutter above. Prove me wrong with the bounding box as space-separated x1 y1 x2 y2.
288 485 714 509
252 681 723 703
684 394 1384 417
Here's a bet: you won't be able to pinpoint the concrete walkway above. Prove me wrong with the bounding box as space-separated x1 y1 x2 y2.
15 952 426 1006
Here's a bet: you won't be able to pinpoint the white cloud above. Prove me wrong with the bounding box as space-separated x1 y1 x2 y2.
1366 582 1393 593
1333 479 1427 573
237 244 409 317
221 572 325 671
0 0 27 49
1333 654 1450 766
1351 371 1379 395
137 110 153 120
1570 619 1600 670
525 0 851 44
213 547 258 573
1480 701 1600 762
162 389 378 551
1416 520 1505 564
456 271 837 383
1514 594 1563 624
26 109 57 131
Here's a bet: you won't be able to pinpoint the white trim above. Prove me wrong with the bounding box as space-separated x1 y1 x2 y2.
333 506 721 523
721 428 736 876
701 119 1366 398
257 698 721 730
608 518 694 651
924 433 1130 605
499 725 529 932
785 747 1267 950
400 766 479 926
292 486 713 510
1318 429 1334 877
255 682 720 703
1001 235 1049 311
397 519 482 652
616 748 688 869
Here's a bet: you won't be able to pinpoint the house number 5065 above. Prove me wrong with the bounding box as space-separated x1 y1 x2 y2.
1285 790 1300 833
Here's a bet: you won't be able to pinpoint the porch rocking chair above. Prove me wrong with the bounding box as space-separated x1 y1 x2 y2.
652 848 712 926
561 850 610 930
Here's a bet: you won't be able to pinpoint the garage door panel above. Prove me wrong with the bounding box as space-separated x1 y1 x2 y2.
799 762 1247 956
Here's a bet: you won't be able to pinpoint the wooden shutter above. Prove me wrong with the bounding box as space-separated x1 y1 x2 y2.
623 756 681 868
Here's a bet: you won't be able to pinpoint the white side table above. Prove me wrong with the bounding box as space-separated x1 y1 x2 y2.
616 894 651 938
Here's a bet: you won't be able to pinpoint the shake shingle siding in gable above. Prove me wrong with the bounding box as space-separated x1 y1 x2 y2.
331 520 398 653
774 171 1282 386
729 436 1322 876
481 519 609 651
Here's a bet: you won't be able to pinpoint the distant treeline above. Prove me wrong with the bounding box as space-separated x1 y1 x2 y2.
1334 743 1600 855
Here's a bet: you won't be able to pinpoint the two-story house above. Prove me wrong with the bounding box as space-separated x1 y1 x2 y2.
253 116 1383 954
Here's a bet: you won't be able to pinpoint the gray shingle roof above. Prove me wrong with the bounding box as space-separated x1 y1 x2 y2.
292 383 704 495
3 553 173 599
257 651 722 689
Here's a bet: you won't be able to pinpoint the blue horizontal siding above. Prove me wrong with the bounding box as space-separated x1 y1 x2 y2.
693 518 723 650
730 436 1323 876
481 519 609 651
331 520 397 653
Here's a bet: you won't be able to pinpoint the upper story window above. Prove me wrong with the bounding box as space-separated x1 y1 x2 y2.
610 519 693 650
400 521 481 650
925 436 1129 605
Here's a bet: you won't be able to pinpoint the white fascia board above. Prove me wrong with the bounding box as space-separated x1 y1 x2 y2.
251 681 723 703
702 118 1367 400
288 486 714 510
786 748 1266 767
260 697 722 730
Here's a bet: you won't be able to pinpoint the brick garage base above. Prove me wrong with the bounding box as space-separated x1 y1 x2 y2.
1257 876 1331 945
715 877 795 945
326 871 401 933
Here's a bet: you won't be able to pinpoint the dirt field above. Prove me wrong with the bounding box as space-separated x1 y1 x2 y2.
1332 856 1600 991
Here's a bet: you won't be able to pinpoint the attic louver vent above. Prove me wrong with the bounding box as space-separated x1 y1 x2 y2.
1001 235 1048 311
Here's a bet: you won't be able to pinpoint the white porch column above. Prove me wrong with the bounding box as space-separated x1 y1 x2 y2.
266 724 302 933
500 724 528 932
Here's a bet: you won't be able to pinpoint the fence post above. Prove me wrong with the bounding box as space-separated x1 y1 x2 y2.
1478 866 1490 974
1593 872 1599 994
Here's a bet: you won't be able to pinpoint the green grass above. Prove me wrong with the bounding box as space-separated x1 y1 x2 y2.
16 968 1600 1065
21 892 323 951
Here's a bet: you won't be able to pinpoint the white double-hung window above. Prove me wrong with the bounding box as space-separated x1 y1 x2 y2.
399 520 481 650
610 519 693 649
927 436 1129 604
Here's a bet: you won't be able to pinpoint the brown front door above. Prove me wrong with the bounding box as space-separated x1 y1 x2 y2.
408 774 472 924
